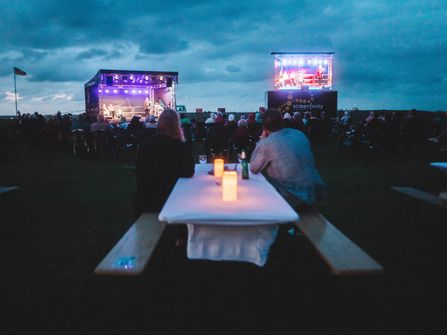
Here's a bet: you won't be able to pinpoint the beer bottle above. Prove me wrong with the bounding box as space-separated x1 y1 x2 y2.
241 158 249 180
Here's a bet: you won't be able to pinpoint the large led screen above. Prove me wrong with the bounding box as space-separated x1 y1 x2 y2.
273 53 333 90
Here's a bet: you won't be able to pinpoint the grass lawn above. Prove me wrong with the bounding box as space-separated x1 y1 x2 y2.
1 139 446 334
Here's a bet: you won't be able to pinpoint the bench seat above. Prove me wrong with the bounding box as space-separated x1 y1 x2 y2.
94 212 166 276
391 186 447 209
295 208 384 276
0 186 19 195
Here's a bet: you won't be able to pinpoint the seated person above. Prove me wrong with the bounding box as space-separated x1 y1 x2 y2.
282 112 294 129
193 116 207 142
250 108 326 208
70 113 90 132
133 108 195 216
225 114 238 139
248 113 263 141
231 119 251 153
118 116 129 129
145 115 157 129
205 116 228 156
90 114 111 133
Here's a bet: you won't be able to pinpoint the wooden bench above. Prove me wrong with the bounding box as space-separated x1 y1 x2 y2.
295 208 384 276
391 186 447 209
1 186 19 221
0 186 19 195
94 212 166 276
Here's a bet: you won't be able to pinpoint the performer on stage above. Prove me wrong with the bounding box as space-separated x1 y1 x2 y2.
316 64 324 80
144 97 151 116
108 104 115 119
101 103 109 116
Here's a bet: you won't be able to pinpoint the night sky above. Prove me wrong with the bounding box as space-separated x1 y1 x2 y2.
1 0 446 115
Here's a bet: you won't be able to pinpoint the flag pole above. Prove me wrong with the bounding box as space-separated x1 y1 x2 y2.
13 70 18 116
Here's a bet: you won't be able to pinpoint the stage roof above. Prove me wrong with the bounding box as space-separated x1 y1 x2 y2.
85 69 179 88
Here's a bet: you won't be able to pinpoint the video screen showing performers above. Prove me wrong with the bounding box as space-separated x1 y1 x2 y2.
273 53 333 90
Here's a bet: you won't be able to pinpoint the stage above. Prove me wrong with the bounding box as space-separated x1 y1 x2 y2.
85 69 178 121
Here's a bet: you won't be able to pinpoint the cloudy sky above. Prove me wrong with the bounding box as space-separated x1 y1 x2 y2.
1 0 446 115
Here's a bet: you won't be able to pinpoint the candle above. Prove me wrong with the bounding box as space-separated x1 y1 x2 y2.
214 159 224 178
222 171 238 201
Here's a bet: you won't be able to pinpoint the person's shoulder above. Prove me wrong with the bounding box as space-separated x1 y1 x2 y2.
280 127 308 140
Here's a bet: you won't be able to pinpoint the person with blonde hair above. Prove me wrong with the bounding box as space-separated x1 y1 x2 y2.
133 108 194 216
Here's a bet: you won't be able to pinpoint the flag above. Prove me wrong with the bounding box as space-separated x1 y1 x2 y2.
13 67 27 76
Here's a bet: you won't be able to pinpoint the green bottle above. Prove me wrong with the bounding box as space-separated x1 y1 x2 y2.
241 159 249 180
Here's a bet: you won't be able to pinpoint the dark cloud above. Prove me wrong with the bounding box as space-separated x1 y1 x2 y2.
226 65 241 73
0 0 446 114
76 48 108 60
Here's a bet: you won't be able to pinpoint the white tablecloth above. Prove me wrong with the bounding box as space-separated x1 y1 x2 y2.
186 224 279 267
158 164 299 266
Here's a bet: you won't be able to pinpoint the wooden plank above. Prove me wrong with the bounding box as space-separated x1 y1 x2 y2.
295 209 384 276
391 186 447 209
94 212 166 276
0 186 19 195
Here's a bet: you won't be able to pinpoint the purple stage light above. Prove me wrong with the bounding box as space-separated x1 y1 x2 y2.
105 89 109 93
113 89 118 93
124 90 128 93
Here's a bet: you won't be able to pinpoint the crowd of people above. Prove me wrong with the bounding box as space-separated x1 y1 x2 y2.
1 108 446 162
179 110 333 162
334 110 447 156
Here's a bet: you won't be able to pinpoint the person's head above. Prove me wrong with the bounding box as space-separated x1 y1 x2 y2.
179 113 186 119
262 108 283 132
157 108 185 141
228 114 235 122
97 114 105 123
130 116 141 125
255 112 262 123
283 112 291 120
238 119 248 128
215 114 224 124
205 117 214 125
147 115 156 123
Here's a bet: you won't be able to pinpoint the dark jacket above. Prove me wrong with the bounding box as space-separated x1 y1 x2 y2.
134 134 195 216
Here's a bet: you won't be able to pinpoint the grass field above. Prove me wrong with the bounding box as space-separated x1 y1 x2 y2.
2 139 446 334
